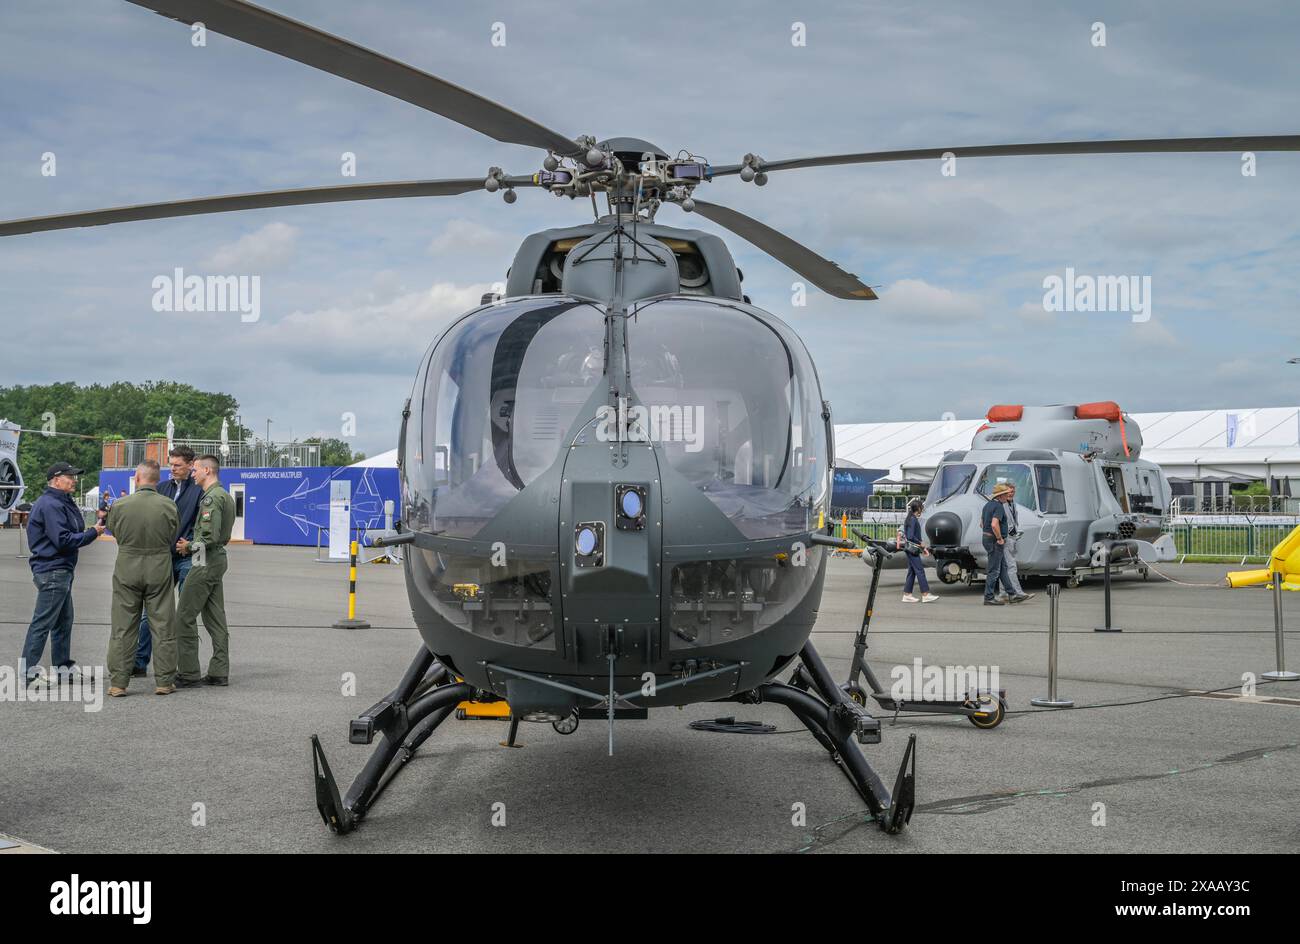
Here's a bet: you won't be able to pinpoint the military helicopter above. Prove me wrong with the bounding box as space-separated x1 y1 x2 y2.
922 402 1177 589
0 420 25 517
3 0 1297 838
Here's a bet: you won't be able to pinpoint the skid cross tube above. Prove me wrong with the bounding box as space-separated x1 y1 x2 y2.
483 659 744 707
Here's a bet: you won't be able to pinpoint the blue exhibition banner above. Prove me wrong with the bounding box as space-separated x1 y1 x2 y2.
98 466 401 547
831 466 888 509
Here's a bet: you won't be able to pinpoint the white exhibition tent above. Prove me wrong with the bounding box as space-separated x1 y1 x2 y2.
836 407 1300 485
354 407 1300 487
350 449 398 468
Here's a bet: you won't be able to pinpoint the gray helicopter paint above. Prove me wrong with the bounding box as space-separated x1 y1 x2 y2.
971 404 1144 460
921 409 1172 584
561 230 679 302
505 222 744 301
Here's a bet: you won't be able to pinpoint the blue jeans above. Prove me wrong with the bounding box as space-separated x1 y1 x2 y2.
136 556 191 670
903 552 929 594
22 568 76 681
983 537 1017 601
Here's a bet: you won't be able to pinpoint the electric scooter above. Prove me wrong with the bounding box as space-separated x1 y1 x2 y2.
796 534 1007 729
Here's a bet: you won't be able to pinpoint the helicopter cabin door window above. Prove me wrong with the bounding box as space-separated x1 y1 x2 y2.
1034 464 1067 514
1102 465 1130 513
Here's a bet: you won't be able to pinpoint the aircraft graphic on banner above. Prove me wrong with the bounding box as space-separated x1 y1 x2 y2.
274 468 386 539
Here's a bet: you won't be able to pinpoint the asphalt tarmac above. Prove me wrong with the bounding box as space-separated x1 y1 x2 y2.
1 530 1296 853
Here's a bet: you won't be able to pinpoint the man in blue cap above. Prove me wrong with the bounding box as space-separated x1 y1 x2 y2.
21 461 105 687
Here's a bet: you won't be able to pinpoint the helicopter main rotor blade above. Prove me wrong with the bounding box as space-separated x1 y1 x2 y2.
0 177 536 237
711 134 1300 176
125 0 580 156
685 199 876 300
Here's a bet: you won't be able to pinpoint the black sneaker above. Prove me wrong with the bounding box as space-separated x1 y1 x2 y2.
174 676 203 689
132 666 148 678
202 675 228 687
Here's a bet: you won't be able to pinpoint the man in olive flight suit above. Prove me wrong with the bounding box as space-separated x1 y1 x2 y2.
174 454 236 687
105 460 179 696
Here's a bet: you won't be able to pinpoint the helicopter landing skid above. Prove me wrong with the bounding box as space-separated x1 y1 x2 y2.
731 642 915 833
312 646 473 835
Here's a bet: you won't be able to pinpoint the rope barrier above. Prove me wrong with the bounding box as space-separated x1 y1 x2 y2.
1141 560 1233 589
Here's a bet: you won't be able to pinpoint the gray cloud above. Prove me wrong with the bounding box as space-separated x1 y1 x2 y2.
2 0 1298 456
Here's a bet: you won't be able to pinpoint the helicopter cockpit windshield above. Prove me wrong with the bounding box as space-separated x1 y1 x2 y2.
627 299 829 539
406 298 604 537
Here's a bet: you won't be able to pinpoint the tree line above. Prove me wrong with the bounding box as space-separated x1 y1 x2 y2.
0 382 362 501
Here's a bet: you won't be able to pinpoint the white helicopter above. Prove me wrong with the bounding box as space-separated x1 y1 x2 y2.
921 402 1176 588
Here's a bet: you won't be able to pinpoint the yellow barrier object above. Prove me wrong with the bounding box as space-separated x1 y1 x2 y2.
332 538 371 628
451 675 511 719
1227 568 1272 588
456 699 510 719
1227 524 1300 590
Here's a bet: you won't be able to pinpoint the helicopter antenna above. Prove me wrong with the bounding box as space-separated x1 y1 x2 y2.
613 177 623 264
631 177 641 263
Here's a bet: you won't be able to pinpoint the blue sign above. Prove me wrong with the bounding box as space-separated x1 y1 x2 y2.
98 466 400 547
831 467 887 509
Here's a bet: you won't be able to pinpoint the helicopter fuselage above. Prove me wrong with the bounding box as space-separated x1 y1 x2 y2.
396 221 834 719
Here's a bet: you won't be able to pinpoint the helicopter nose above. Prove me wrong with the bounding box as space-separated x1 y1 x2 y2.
925 511 962 546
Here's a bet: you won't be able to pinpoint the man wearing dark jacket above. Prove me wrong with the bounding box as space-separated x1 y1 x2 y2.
134 446 201 676
21 462 105 687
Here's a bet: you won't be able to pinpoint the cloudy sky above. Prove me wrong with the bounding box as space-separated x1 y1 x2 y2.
2 0 1298 457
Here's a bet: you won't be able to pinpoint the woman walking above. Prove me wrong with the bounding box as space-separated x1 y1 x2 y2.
899 498 938 603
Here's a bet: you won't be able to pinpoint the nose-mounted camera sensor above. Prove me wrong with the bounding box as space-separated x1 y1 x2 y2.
615 484 647 531
574 521 605 568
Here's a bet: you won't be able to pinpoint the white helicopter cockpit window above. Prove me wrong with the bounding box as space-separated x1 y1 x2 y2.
413 299 603 538
975 463 1038 511
627 300 829 539
927 463 976 504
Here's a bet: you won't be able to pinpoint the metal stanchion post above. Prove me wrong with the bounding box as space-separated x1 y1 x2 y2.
1032 583 1074 708
1093 543 1123 632
1262 571 1298 681
17 522 30 559
332 536 371 629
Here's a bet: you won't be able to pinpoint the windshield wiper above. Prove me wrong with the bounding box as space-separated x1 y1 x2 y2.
934 471 974 505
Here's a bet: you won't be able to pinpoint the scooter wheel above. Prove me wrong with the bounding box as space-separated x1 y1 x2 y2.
552 711 579 735
967 693 1005 729
845 684 868 707
455 708 466 720
1065 575 1081 589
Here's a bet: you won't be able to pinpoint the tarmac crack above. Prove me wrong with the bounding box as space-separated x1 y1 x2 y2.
786 742 1298 853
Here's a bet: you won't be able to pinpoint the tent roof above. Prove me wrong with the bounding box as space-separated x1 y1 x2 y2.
836 408 1300 482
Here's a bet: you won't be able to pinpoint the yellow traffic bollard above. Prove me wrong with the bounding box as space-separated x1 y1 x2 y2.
333 538 371 629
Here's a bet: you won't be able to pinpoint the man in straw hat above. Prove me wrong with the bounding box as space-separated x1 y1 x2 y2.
981 481 1027 605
